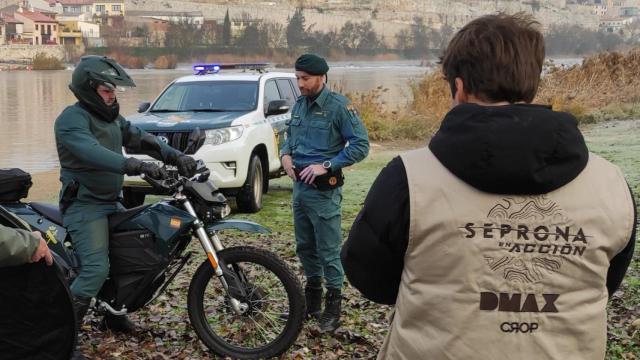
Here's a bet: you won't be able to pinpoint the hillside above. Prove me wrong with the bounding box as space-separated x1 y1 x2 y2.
126 0 600 44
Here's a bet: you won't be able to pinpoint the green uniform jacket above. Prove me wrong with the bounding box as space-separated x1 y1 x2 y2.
0 225 38 267
54 103 180 203
280 86 369 171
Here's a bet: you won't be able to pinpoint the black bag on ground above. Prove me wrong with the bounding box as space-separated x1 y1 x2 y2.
0 168 32 201
0 261 76 360
99 230 168 312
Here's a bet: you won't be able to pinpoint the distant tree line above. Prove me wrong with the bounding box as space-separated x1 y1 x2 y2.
545 23 640 55
99 7 640 60
106 7 450 59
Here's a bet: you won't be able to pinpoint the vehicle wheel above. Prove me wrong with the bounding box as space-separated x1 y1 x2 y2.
187 246 305 359
121 188 145 209
236 155 263 213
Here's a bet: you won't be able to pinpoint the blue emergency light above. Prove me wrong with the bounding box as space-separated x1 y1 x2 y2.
193 63 269 75
193 64 221 74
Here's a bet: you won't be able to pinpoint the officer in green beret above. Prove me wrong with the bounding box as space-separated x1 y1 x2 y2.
280 53 369 333
54 56 197 357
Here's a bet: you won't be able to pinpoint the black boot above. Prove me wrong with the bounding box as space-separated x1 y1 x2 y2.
100 313 137 334
319 288 341 333
71 296 90 360
305 277 323 320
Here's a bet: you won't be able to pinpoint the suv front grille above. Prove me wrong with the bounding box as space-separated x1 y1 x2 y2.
130 131 200 155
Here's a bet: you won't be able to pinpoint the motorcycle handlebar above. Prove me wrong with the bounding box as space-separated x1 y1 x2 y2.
141 159 210 194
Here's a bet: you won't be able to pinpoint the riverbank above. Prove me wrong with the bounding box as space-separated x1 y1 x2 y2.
0 63 32 71
350 49 640 141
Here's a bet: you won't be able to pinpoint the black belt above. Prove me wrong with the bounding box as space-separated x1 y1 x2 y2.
294 167 344 191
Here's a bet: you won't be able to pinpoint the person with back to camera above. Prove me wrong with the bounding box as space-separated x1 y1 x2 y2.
341 13 636 359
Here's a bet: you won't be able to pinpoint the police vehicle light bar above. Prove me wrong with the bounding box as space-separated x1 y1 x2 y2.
193 63 269 75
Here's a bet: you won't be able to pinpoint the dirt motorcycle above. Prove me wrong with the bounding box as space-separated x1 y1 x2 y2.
0 131 305 359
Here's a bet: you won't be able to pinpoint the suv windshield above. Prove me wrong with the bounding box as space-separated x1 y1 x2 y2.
150 81 259 112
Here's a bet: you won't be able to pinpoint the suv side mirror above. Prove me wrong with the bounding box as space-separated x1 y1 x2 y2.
138 102 151 113
184 127 206 154
265 100 289 116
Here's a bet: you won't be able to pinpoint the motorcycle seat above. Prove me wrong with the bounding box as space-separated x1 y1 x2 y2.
108 204 151 231
30 202 63 225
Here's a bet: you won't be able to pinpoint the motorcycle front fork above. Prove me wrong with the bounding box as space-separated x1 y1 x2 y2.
181 198 249 315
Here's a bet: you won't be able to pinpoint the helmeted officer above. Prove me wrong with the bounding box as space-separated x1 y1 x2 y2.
54 56 197 358
280 53 369 333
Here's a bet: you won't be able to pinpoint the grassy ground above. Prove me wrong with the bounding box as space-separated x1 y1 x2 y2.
27 123 638 359
582 120 640 359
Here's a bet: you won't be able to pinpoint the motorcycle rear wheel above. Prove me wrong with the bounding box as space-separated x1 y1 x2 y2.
187 246 305 359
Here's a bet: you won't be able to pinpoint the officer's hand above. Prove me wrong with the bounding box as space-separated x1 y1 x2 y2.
124 158 168 179
140 162 168 180
176 155 197 177
30 233 53 266
299 164 327 185
281 155 296 181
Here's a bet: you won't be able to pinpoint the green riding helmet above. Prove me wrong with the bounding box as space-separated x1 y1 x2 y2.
69 56 135 122
70 55 136 91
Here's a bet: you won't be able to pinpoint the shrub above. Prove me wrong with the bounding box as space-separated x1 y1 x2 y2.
106 50 147 69
409 68 451 122
344 83 444 141
536 49 640 123
32 52 65 70
154 54 178 69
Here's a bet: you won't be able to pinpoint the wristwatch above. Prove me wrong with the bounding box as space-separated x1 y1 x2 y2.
322 160 332 170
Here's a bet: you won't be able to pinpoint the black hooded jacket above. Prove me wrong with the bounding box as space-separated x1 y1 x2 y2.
341 103 637 305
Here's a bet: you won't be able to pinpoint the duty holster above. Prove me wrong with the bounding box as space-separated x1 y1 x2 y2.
59 181 80 214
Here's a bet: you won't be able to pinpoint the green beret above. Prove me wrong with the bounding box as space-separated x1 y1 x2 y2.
294 54 329 75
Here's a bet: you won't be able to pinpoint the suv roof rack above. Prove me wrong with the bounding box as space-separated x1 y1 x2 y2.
193 63 270 75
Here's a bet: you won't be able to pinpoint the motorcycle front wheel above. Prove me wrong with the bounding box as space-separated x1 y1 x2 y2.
187 246 305 359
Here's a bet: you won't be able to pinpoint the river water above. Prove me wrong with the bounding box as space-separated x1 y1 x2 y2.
0 60 428 173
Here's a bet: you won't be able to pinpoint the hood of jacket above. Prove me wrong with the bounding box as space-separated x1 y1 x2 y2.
428 103 588 195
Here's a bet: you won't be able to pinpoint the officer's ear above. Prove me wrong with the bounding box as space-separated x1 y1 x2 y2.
323 74 328 84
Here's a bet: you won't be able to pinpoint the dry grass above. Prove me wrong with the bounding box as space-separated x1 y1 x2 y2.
536 49 640 122
342 69 448 141
349 49 640 140
409 70 451 122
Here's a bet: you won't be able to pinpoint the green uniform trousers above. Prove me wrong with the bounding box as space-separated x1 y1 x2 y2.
63 201 122 298
292 182 344 289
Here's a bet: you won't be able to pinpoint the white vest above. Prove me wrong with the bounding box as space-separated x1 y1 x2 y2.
377 148 634 360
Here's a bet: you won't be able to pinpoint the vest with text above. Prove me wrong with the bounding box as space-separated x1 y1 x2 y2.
377 148 634 360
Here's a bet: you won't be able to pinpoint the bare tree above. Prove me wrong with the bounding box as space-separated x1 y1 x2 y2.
260 21 286 49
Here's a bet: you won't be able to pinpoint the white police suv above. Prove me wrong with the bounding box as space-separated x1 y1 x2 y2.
123 63 299 213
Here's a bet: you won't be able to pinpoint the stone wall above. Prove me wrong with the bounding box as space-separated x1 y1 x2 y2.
0 45 66 63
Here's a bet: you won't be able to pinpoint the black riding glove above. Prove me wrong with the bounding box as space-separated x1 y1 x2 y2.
124 158 168 179
176 155 197 177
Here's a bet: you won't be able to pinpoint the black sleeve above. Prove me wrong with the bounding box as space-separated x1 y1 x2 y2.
341 156 409 305
606 185 637 297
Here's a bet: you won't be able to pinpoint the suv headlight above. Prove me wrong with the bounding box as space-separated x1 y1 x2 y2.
204 126 244 146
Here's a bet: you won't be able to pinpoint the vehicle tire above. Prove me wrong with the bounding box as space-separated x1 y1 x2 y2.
188 246 305 359
122 187 145 209
236 155 263 213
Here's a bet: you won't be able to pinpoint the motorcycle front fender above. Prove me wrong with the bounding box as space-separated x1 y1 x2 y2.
206 220 271 234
